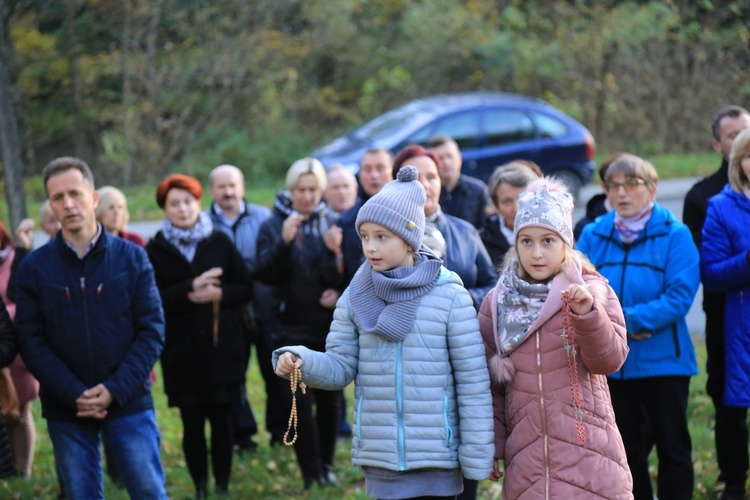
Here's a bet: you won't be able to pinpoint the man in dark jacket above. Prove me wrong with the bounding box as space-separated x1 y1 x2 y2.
14 157 167 499
338 148 394 286
683 105 750 500
206 164 283 448
428 135 491 229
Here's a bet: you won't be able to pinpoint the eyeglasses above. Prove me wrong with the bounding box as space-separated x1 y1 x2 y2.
606 178 647 192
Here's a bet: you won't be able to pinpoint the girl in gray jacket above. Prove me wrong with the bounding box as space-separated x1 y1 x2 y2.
274 165 494 499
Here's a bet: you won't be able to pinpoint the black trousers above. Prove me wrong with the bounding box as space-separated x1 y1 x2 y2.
229 321 258 447
609 376 693 500
179 404 233 494
277 379 342 480
256 320 287 442
705 310 749 489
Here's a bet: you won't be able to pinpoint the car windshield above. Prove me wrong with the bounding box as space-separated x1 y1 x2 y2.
350 102 434 146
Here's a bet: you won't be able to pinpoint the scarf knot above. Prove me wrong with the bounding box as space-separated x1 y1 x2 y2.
614 202 653 243
162 212 213 262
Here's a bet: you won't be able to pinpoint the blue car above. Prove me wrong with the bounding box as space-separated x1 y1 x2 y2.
312 92 596 197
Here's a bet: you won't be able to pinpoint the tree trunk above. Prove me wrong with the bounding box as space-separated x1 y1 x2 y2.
64 0 88 162
0 5 28 229
121 0 134 185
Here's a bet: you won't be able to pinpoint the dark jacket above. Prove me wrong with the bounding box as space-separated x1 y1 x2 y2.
206 201 277 322
478 214 511 269
338 198 366 288
683 161 728 313
700 185 750 406
0 298 16 368
146 230 253 406
255 192 343 346
14 231 164 421
573 192 608 242
683 161 728 400
434 211 497 309
439 175 491 229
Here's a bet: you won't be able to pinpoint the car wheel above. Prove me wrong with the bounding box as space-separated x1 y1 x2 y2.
551 169 583 200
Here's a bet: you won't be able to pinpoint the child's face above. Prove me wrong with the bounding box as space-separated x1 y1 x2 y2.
359 222 414 272
516 226 566 283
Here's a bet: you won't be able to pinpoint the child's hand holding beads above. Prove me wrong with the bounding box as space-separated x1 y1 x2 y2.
563 284 594 315
276 352 303 376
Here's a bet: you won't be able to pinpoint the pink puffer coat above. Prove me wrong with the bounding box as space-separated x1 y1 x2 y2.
479 267 633 499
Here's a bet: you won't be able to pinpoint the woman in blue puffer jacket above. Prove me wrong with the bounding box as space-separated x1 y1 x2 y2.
701 127 750 409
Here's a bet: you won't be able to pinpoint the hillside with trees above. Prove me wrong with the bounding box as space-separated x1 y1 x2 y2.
1 0 748 226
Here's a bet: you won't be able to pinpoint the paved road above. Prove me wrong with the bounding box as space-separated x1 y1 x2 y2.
31 176 708 336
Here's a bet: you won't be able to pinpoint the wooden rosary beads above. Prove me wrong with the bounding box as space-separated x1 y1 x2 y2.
283 365 307 446
561 291 586 443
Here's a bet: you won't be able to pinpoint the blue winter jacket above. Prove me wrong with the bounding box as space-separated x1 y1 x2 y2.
272 268 494 480
14 231 165 421
701 185 750 406
577 202 699 380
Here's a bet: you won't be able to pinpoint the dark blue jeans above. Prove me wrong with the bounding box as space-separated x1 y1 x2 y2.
47 409 167 499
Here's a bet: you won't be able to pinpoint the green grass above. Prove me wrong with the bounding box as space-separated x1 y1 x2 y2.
592 151 718 184
0 340 735 499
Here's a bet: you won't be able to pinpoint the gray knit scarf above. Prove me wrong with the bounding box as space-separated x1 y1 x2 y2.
496 259 550 356
349 247 443 342
161 212 213 262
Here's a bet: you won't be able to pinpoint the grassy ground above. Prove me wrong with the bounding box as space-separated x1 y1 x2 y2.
1 151 719 225
0 340 734 499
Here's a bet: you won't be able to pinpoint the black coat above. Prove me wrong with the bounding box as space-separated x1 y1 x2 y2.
478 214 511 269
146 230 253 406
683 160 728 400
255 194 343 346
439 174 491 229
0 298 15 368
573 193 609 242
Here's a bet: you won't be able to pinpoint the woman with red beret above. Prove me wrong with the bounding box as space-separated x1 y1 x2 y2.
146 174 253 498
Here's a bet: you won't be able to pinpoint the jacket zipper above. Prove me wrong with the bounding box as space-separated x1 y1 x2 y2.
396 341 405 471
443 394 451 446
618 245 631 380
80 274 94 373
536 331 551 499
357 393 362 448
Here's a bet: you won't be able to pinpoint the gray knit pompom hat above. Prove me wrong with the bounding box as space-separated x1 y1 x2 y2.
514 177 575 247
356 165 426 252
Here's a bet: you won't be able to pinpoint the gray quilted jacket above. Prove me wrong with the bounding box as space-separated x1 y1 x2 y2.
272 267 494 480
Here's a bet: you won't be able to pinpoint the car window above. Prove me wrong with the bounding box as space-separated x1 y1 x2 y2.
352 103 433 146
401 110 480 151
530 111 568 138
483 109 536 146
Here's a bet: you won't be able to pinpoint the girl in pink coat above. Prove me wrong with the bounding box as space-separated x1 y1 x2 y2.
479 178 633 499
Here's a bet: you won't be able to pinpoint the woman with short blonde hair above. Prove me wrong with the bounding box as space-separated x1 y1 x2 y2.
95 186 145 247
